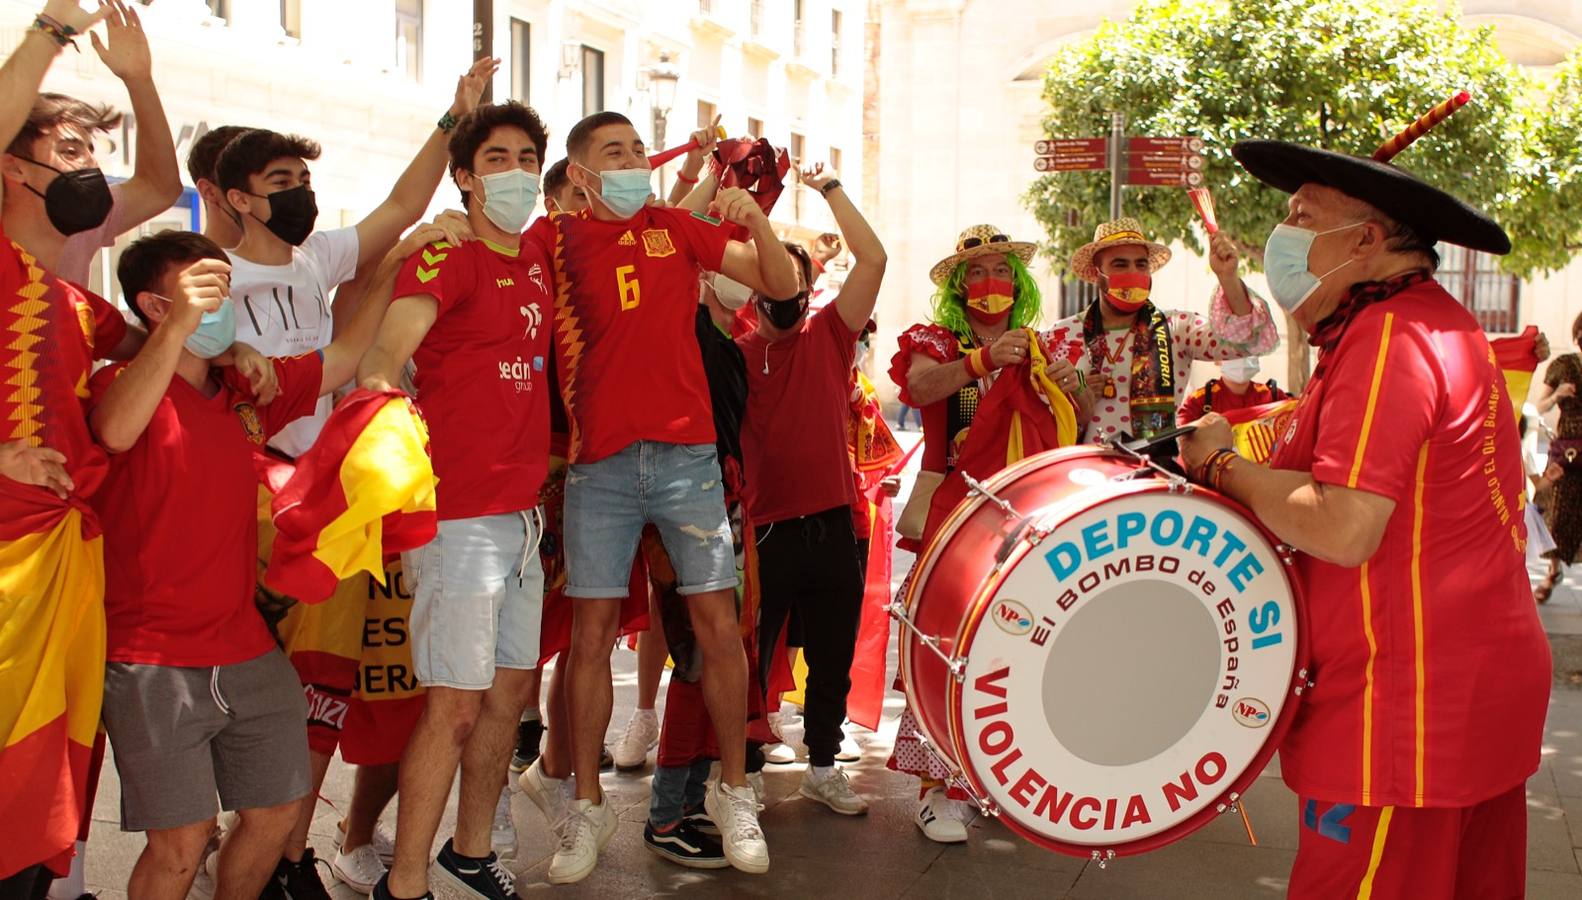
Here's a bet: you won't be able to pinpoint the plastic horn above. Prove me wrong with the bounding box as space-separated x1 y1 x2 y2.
1187 187 1219 235
1373 91 1471 162
648 125 729 168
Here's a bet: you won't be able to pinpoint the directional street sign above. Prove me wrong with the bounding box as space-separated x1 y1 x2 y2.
1128 136 1206 154
1035 138 1108 156
1034 131 1207 204
1126 168 1204 187
1132 152 1205 170
1035 154 1108 172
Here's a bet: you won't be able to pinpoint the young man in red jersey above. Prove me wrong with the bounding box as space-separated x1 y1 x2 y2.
524 110 798 883
358 101 553 900
85 223 411 900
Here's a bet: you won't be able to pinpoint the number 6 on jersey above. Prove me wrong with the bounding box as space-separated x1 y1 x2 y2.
617 265 641 310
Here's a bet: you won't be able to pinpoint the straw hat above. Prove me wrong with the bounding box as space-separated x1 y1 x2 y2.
928 224 1037 285
1069 218 1172 284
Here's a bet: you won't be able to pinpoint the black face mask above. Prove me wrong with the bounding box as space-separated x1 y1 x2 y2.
249 184 318 246
758 292 809 331
16 157 112 236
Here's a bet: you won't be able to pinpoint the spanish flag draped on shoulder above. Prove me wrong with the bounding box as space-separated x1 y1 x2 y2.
922 330 1081 544
264 389 438 603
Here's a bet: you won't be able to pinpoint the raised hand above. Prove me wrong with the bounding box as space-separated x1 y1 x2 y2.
689 114 723 157
41 0 113 36
710 186 765 228
171 257 231 333
453 57 501 117
1207 230 1240 280
798 162 838 192
89 1 150 82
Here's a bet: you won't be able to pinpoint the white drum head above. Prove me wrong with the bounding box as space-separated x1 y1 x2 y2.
952 490 1298 849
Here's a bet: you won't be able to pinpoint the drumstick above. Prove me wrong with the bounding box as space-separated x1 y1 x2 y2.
1187 187 1218 235
648 124 729 168
1372 91 1471 162
1239 802 1258 846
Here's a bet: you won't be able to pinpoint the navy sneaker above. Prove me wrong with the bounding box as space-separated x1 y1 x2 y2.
682 801 718 836
509 718 544 774
644 820 730 869
272 849 331 899
371 873 433 900
432 838 513 900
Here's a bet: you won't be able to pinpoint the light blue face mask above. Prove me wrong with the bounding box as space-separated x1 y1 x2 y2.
158 294 236 359
478 169 541 234
586 165 653 218
1262 221 1365 313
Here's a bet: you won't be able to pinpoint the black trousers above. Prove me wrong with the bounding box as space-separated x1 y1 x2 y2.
755 506 865 767
0 865 52 900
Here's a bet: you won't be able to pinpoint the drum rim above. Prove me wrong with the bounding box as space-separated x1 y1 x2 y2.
929 449 1313 858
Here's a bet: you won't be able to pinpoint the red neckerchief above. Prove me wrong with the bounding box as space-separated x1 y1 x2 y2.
1309 269 1430 376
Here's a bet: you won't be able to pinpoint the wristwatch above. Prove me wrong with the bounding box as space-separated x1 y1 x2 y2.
437 111 459 134
819 179 843 196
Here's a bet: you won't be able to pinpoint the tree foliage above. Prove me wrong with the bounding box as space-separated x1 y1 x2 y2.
1025 0 1577 280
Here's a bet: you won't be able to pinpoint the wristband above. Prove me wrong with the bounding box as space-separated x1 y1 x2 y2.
819 179 843 196
437 111 459 133
32 14 77 50
1193 448 1240 491
675 170 699 185
962 348 986 380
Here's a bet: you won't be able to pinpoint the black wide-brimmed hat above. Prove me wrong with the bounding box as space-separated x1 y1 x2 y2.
1231 140 1511 255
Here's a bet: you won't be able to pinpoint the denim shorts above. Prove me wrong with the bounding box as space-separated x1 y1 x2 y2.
564 441 737 599
405 509 544 689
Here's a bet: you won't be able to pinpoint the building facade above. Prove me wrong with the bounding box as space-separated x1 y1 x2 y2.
6 0 865 302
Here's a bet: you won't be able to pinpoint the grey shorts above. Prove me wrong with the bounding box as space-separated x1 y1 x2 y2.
101 648 310 831
404 509 545 690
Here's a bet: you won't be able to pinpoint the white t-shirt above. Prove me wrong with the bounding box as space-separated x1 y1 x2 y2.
227 226 360 457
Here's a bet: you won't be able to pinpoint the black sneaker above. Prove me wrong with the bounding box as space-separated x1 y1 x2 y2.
432 838 513 900
371 873 433 900
510 718 545 774
272 849 332 899
682 801 718 836
600 744 615 770
644 820 730 869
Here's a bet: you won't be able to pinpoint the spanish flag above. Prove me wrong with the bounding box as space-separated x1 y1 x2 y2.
265 389 438 603
1220 399 1301 465
0 483 104 878
1490 326 1540 424
923 330 1079 544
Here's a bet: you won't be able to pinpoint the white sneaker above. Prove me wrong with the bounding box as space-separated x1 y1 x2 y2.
518 757 574 828
915 787 969 843
705 780 769 874
330 843 386 895
334 818 396 865
799 766 869 816
492 788 517 860
747 771 765 805
187 848 218 900
612 708 659 769
547 797 618 885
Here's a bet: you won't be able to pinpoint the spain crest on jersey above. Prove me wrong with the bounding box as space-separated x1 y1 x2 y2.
642 229 676 258
234 401 265 445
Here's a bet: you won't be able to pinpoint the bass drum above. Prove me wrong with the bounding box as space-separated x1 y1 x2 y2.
897 446 1308 860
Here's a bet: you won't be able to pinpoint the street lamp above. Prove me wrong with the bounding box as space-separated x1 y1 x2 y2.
647 52 681 195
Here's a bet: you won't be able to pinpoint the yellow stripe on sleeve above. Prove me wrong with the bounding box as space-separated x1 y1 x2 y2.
1346 313 1396 488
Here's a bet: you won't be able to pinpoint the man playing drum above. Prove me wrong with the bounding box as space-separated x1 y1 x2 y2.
1180 138 1550 898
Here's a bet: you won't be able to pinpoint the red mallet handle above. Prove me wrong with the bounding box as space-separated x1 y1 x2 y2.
1187 187 1219 235
1373 91 1471 162
648 125 729 168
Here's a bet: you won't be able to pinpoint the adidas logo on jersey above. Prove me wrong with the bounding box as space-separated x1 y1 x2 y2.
618 231 636 246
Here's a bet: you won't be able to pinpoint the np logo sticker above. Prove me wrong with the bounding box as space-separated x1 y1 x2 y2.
991 599 1034 635
1232 697 1270 728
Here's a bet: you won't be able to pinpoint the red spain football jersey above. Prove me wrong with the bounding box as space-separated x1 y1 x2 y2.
527 207 731 463
0 225 126 536
1268 279 1550 808
393 237 552 519
91 354 323 666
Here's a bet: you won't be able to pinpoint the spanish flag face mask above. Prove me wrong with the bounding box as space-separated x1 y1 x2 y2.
1103 271 1152 313
966 277 1015 325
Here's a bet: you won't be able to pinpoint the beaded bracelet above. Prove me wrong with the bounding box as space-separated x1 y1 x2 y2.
33 14 78 50
1194 448 1240 491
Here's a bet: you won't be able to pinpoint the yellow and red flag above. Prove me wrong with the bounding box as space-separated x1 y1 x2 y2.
265 389 438 603
0 484 104 878
1490 325 1540 423
1220 398 1301 465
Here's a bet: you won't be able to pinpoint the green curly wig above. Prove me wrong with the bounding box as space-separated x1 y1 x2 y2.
929 253 1044 337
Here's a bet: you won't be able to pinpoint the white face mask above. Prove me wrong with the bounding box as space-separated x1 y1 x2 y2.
1220 357 1261 383
477 169 541 234
710 273 754 310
